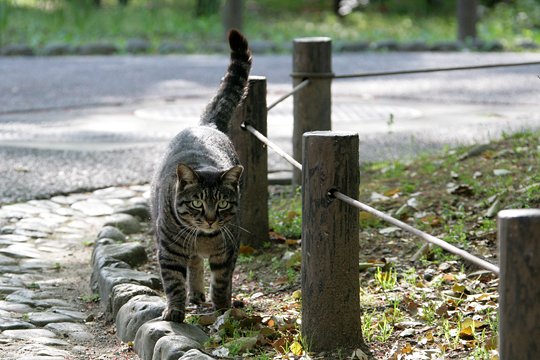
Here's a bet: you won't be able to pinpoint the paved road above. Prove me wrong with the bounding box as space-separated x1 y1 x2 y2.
1 52 540 203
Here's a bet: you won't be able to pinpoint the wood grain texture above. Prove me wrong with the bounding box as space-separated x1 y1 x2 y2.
292 38 332 185
498 209 540 360
230 76 269 248
301 131 368 353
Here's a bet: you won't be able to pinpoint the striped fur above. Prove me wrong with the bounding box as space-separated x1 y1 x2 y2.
151 30 251 323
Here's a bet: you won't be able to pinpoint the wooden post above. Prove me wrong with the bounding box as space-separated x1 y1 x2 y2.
292 37 332 185
457 0 477 42
230 76 269 249
498 209 540 359
223 0 243 35
301 131 368 354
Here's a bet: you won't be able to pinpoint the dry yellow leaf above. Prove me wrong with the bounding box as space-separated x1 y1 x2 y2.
290 341 303 356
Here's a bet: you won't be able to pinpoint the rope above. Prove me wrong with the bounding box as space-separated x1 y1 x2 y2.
331 190 500 275
242 120 499 275
242 123 302 170
267 79 310 111
331 60 540 79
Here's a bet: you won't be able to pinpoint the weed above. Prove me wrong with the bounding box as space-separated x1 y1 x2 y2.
375 316 393 342
25 282 40 289
403 267 419 286
185 315 200 325
421 302 437 325
81 293 100 303
361 310 375 343
286 268 298 285
374 266 397 291
269 187 302 239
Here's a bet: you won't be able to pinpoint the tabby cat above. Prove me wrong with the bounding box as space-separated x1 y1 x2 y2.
150 29 252 323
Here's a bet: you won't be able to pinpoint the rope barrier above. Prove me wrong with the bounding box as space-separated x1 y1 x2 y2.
290 61 540 80
267 79 310 111
242 123 302 170
241 119 500 275
331 190 500 275
331 60 540 79
268 61 540 114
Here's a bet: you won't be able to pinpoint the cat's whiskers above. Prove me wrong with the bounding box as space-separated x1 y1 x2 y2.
227 223 251 235
221 226 239 250
171 225 199 254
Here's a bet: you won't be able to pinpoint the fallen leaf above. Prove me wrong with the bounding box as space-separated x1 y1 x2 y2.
379 226 401 235
485 335 498 350
384 188 401 197
493 169 512 176
286 211 299 221
211 346 229 357
370 192 391 202
436 303 449 317
290 341 303 356
399 328 416 337
447 183 475 197
452 283 468 295
459 325 475 340
402 297 420 316
442 273 455 282
458 144 491 161
400 343 413 354
239 315 263 329
198 314 218 326
351 348 369 359
269 231 286 242
272 336 290 354
285 239 301 246
239 245 256 255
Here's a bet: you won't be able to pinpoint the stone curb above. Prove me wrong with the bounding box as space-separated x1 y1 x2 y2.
90 204 217 360
1 39 537 57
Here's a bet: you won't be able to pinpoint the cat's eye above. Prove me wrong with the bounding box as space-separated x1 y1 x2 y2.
191 200 203 209
217 200 230 210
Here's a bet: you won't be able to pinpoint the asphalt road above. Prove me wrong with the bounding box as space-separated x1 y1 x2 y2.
1 52 540 204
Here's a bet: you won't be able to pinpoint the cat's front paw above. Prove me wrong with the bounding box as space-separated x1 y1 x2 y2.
162 307 185 323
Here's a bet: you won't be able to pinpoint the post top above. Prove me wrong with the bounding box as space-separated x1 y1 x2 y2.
498 208 540 219
303 131 358 138
294 37 332 44
248 75 267 81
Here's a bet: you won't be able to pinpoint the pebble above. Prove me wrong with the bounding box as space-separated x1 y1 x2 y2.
104 213 141 234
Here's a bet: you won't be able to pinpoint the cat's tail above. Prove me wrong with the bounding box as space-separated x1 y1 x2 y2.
200 29 252 133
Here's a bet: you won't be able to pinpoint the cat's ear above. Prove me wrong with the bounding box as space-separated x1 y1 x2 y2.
221 165 243 187
177 164 199 191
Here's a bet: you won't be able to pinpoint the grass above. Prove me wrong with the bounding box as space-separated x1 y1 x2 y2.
216 129 538 359
1 0 539 51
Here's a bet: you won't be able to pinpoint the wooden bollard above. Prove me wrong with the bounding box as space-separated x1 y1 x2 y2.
498 209 540 359
292 37 333 185
230 76 269 248
301 131 367 353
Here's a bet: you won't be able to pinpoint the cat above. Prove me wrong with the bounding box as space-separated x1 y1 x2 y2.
150 29 252 323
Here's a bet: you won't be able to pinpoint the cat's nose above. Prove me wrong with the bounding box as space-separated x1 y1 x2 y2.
207 220 215 226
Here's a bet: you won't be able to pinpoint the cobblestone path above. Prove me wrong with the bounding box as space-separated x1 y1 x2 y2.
0 185 149 360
